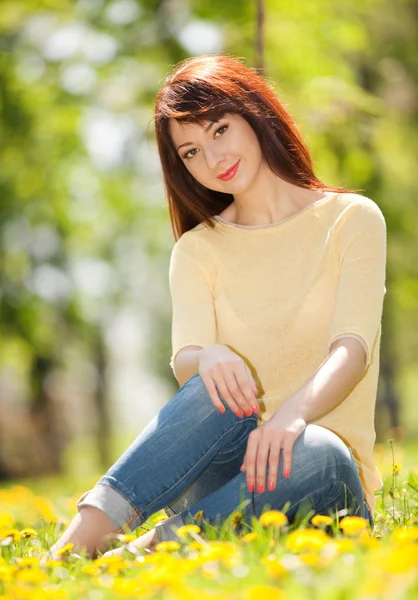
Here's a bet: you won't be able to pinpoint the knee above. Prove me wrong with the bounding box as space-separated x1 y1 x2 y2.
293 425 353 480
176 373 252 424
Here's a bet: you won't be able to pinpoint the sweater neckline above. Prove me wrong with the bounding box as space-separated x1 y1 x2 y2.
213 192 341 230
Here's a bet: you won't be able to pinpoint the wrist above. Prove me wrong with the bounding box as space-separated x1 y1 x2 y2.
279 395 308 422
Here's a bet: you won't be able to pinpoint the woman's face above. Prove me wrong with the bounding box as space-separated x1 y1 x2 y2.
169 112 264 193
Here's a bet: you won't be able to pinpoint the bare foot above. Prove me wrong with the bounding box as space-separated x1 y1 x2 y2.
101 527 158 558
42 507 119 563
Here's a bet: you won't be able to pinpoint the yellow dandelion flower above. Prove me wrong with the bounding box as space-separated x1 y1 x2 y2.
261 555 287 579
201 541 239 564
155 541 181 552
311 515 333 527
231 510 245 530
393 463 401 474
247 584 283 600
94 555 124 567
358 531 379 548
0 566 13 584
118 533 137 543
241 532 257 543
259 510 288 527
16 568 49 584
177 525 201 536
107 560 131 575
382 544 418 574
0 529 20 542
0 513 15 528
339 516 370 536
82 564 101 576
20 528 37 539
299 552 323 568
33 496 57 523
55 543 75 557
286 529 331 553
186 541 206 551
391 526 418 545
332 538 355 553
112 578 144 594
16 557 40 568
45 559 62 568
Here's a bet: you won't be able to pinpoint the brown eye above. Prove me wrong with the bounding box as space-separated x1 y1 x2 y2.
183 148 198 160
183 124 228 160
215 125 228 136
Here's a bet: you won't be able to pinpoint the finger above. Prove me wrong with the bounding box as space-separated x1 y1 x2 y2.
244 430 260 493
215 376 245 418
237 365 259 414
255 435 271 493
245 365 259 402
266 441 282 491
229 370 255 416
281 435 294 479
223 371 250 416
201 375 227 414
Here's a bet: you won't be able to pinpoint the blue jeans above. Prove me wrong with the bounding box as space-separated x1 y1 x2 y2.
77 373 374 542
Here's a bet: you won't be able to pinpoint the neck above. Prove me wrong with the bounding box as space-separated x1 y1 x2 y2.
230 167 325 227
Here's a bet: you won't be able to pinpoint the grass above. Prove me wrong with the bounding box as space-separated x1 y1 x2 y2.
0 437 417 599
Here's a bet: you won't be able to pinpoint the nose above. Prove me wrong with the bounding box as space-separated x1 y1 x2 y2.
204 146 224 171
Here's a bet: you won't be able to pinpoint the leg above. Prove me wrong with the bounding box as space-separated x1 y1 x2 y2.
49 373 258 557
103 405 256 557
154 424 372 542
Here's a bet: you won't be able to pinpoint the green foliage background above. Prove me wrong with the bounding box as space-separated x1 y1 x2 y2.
1 0 417 477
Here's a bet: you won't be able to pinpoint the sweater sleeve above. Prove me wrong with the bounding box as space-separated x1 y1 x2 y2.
327 197 387 369
168 232 217 374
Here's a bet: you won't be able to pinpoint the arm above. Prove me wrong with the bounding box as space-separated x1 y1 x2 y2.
242 335 369 492
280 336 367 423
282 197 387 422
168 233 217 385
173 345 204 387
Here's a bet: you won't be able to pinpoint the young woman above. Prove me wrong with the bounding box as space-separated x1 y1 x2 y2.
48 54 386 559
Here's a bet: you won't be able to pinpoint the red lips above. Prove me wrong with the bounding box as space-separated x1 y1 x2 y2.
217 160 240 180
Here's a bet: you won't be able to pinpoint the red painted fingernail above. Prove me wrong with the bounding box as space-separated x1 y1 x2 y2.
236 410 244 418
284 469 290 478
257 484 264 494
248 483 254 493
268 480 275 491
252 405 259 414
219 405 226 413
245 409 252 417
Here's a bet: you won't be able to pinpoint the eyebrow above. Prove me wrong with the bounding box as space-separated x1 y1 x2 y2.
176 119 220 152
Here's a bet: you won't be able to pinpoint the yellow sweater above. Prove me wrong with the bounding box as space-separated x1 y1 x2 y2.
168 192 387 515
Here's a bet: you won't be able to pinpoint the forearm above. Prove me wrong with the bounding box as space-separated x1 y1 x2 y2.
282 338 367 423
173 347 204 387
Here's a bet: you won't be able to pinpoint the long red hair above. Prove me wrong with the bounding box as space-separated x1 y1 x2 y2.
154 54 354 241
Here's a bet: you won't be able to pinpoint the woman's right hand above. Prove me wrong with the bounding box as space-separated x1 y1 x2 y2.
197 344 260 417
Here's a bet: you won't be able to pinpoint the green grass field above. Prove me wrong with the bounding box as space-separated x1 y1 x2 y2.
0 436 417 600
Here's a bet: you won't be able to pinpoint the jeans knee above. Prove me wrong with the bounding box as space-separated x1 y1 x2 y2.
297 425 353 473
177 372 255 425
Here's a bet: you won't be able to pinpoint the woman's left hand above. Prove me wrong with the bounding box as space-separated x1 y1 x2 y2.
240 402 307 493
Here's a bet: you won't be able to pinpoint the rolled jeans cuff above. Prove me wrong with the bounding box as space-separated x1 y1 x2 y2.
154 513 186 543
76 483 140 532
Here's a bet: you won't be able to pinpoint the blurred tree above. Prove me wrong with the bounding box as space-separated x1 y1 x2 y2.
0 0 416 478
